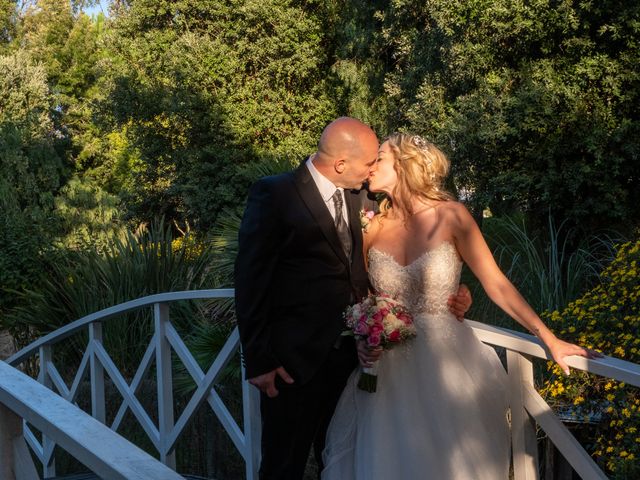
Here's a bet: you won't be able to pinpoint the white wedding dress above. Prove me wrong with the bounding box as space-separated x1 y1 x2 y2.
322 241 510 479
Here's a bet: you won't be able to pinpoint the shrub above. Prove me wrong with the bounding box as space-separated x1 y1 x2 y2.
466 215 618 329
4 221 219 371
540 240 640 478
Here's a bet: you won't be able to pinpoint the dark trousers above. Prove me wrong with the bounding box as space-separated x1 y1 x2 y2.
258 338 357 480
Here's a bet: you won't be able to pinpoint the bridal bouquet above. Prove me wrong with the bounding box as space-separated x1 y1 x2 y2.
343 293 416 392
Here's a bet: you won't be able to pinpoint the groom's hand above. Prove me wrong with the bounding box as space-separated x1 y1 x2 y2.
249 367 294 398
447 283 472 322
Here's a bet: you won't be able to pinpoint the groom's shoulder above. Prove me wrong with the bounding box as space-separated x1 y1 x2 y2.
252 170 295 189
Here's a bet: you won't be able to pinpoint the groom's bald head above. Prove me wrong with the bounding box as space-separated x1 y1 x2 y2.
317 117 377 160
313 117 379 189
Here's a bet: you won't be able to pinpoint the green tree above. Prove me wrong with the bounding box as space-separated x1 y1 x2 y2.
0 49 64 310
17 3 127 250
0 0 17 48
98 0 337 230
331 0 640 234
19 0 74 84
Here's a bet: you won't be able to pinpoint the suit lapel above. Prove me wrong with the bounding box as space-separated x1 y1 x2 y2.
293 163 351 267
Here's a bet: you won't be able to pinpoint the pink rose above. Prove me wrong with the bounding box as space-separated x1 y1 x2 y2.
368 333 381 347
355 319 368 335
370 323 383 335
388 330 400 342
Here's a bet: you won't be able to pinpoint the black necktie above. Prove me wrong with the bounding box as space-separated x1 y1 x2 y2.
332 189 352 260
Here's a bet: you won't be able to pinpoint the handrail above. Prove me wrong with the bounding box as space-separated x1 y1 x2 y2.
4 288 261 479
3 290 638 480
467 319 640 387
468 319 639 480
0 360 183 480
7 289 234 366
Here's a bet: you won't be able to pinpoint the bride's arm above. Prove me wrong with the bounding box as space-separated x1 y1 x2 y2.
448 203 598 374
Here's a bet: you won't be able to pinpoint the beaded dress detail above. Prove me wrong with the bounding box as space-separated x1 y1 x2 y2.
322 242 510 480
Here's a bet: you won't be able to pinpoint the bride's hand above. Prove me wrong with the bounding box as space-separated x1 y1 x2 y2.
547 337 603 375
356 339 382 368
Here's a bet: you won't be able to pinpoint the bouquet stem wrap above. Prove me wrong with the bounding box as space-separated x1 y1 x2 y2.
358 361 379 392
342 293 416 394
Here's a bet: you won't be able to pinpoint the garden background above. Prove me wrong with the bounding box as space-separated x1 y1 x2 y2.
1 0 639 478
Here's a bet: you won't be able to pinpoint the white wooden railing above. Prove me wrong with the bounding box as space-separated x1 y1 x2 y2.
3 289 261 480
0 361 183 480
1 289 639 479
470 320 640 480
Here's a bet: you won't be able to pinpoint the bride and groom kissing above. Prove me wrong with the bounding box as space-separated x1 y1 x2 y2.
234 117 597 479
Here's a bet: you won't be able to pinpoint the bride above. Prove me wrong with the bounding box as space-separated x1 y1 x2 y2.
322 133 598 479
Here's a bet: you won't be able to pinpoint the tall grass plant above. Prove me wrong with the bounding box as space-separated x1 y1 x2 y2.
4 220 219 372
466 215 621 330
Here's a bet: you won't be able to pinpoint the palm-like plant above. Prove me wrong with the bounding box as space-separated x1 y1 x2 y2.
466 215 621 329
5 220 218 374
176 156 296 388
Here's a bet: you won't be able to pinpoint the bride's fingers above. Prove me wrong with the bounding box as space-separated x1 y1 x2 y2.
569 344 603 359
556 358 570 376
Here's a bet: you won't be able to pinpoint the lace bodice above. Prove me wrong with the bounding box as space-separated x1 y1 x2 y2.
368 241 462 315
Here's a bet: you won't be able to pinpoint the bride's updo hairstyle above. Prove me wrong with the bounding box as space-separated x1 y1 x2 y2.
379 133 453 219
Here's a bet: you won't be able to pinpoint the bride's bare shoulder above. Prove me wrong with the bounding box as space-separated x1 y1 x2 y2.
437 200 471 216
436 201 475 228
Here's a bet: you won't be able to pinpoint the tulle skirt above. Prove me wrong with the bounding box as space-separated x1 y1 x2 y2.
322 313 510 480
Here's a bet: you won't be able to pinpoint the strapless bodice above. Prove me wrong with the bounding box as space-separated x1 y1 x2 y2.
368 241 462 315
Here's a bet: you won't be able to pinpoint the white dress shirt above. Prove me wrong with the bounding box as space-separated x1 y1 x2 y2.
306 156 349 226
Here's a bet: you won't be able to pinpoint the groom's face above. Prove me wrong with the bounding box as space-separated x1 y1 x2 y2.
342 138 379 190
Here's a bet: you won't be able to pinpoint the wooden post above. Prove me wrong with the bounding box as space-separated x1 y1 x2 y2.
89 322 106 424
0 403 39 480
242 351 261 480
508 350 540 480
39 345 56 477
155 303 176 469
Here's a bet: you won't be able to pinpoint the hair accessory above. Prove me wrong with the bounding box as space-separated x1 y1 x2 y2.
412 135 428 150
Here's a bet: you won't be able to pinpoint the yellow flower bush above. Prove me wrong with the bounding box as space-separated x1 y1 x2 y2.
540 240 639 477
171 235 205 259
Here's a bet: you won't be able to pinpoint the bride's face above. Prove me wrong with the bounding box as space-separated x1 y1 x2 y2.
368 141 397 194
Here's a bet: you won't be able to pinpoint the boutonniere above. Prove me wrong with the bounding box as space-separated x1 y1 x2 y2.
360 208 375 232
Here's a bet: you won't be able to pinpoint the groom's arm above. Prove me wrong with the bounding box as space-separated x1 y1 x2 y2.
235 178 284 381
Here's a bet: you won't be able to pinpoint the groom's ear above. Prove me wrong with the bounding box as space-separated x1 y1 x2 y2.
335 158 346 174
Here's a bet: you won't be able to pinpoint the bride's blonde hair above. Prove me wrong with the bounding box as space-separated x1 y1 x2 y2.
379 133 453 220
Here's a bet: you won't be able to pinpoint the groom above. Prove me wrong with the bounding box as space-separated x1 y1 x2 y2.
235 117 470 479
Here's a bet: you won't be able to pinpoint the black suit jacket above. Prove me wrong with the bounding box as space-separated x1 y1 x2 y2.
234 163 371 384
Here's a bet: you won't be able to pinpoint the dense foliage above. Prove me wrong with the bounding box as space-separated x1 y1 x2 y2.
331 0 640 232
541 240 640 477
96 0 337 230
5 222 219 367
0 2 638 476
0 48 65 310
